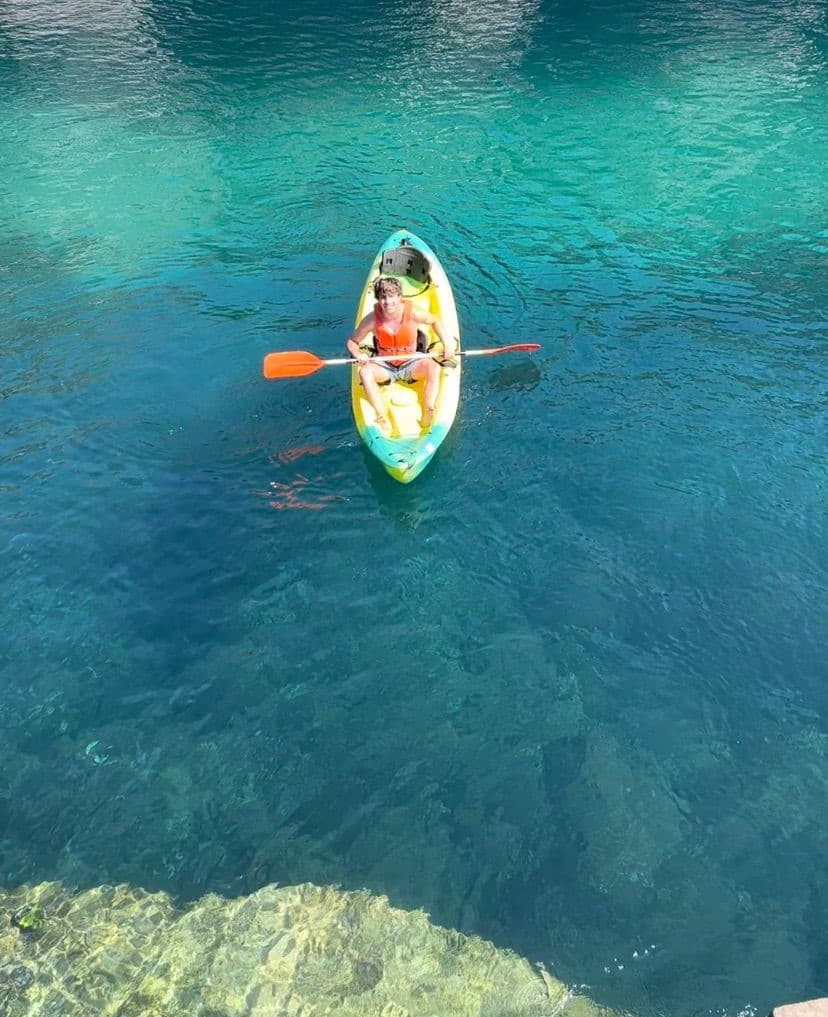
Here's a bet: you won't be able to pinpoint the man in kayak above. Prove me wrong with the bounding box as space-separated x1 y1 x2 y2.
346 276 456 432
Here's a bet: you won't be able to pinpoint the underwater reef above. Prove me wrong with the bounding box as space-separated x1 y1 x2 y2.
0 880 621 1017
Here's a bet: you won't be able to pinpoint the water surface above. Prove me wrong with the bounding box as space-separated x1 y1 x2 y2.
1 2 826 1015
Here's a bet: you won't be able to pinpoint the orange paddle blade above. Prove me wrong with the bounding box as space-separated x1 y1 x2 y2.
263 351 327 379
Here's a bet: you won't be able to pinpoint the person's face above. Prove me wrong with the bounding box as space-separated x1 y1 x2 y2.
377 287 402 315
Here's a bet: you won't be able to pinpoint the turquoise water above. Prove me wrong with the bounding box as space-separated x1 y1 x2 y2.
2 0 826 1014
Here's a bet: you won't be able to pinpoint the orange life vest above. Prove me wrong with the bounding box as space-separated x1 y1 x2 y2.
374 300 418 366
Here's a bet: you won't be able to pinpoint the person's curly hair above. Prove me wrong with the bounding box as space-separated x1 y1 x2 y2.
372 276 403 299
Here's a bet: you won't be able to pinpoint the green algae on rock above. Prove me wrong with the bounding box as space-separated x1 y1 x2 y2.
10 904 45 936
0 880 616 1017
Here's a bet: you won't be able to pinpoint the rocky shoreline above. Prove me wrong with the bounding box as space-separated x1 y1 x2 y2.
0 880 620 1017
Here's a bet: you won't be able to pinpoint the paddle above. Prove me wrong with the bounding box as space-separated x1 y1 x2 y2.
262 343 540 380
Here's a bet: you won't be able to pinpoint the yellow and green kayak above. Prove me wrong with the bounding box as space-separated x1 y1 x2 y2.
350 229 461 484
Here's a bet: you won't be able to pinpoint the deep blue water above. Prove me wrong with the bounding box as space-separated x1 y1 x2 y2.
1 1 827 1015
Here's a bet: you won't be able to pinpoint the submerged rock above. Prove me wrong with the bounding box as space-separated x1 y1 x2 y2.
0 880 618 1017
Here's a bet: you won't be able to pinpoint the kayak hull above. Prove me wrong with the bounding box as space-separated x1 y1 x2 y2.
350 230 461 484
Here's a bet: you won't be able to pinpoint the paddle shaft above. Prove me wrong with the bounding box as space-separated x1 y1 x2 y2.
314 346 538 367
262 344 540 379
322 353 429 366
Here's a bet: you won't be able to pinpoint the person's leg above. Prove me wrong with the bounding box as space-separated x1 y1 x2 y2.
359 363 392 430
410 359 440 427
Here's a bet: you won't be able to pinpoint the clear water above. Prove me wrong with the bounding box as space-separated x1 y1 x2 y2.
1 1 826 1015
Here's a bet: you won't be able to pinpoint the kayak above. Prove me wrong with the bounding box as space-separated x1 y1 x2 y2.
350 229 461 484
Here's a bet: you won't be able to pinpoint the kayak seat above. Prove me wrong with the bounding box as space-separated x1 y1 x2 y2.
380 242 431 284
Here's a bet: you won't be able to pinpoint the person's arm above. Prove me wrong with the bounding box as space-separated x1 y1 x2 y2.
414 310 456 359
347 313 375 363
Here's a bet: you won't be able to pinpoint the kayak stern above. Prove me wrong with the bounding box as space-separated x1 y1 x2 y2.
365 423 449 483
